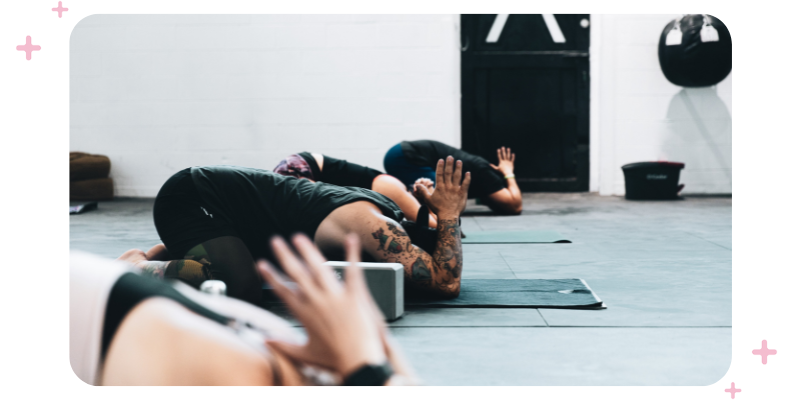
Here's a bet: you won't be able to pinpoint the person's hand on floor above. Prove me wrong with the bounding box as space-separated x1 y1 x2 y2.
257 234 388 380
490 146 516 177
413 156 471 219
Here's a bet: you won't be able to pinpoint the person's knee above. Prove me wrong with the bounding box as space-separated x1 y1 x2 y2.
206 261 261 304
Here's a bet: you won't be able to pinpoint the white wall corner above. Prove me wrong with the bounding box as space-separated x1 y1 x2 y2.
589 14 602 193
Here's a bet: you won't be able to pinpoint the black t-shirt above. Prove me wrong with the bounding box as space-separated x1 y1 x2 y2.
298 152 382 190
190 166 403 260
400 140 506 199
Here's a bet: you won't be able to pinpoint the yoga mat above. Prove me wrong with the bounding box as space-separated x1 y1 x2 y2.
461 209 498 216
462 230 571 244
406 279 604 309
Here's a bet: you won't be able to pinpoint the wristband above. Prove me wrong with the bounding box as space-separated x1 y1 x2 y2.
504 174 515 179
342 362 394 386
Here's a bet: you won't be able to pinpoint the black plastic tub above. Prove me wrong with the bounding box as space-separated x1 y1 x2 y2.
621 161 685 200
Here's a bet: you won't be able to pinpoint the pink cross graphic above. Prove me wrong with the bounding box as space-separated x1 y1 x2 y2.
16 36 41 61
752 339 777 364
725 382 741 399
52 2 68 18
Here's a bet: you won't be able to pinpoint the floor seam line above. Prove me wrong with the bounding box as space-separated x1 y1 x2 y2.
536 308 550 327
682 230 732 251
498 251 518 279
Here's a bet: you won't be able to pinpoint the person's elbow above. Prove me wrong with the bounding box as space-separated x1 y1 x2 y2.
438 281 461 299
506 201 523 215
492 200 523 215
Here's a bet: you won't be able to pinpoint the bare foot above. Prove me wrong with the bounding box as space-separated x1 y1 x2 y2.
145 243 170 261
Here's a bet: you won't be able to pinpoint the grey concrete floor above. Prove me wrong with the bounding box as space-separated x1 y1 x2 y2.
70 193 731 385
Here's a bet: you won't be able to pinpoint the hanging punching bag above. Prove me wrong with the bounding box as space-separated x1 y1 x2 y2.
658 14 732 87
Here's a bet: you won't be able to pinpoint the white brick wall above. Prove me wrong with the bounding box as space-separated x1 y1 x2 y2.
590 14 732 195
71 14 732 197
70 14 461 197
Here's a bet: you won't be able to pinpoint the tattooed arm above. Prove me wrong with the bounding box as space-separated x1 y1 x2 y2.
117 248 214 288
369 218 463 297
316 156 470 298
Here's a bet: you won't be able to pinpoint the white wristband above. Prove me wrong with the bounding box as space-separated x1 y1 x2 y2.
504 174 515 180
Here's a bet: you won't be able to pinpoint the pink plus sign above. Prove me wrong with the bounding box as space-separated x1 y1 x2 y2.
752 339 777 364
725 382 741 399
52 2 68 18
16 36 41 61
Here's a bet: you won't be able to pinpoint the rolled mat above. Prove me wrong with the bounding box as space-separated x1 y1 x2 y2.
70 152 111 181
406 279 604 309
461 230 571 244
70 178 113 201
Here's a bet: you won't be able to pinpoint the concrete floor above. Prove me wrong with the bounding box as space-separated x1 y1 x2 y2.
70 193 731 385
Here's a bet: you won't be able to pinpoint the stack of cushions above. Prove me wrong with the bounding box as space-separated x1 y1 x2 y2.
70 152 113 200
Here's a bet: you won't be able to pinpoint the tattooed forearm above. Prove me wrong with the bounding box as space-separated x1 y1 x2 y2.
431 218 462 283
370 218 463 297
137 261 169 279
411 257 431 281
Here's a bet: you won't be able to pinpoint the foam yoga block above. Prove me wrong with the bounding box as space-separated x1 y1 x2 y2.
406 279 604 309
461 230 571 244
70 152 111 181
70 178 114 201
264 261 405 321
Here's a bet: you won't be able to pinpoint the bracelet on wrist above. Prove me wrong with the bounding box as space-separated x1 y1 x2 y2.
504 174 515 180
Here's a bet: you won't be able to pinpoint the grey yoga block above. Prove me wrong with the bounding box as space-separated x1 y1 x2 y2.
325 261 405 321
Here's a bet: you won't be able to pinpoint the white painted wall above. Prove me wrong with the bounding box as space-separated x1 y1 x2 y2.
70 15 461 197
590 14 732 195
71 14 731 197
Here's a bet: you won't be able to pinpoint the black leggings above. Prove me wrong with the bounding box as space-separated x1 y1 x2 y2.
153 169 262 304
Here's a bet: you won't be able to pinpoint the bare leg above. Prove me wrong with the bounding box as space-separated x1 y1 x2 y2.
197 236 262 305
120 237 262 305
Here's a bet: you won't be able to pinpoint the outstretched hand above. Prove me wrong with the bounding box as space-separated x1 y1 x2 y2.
413 156 471 219
489 146 516 177
256 234 387 378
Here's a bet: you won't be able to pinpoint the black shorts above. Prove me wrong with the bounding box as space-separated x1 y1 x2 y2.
153 168 238 259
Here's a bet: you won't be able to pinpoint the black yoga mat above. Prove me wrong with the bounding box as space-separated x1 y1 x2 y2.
461 230 571 244
406 279 604 309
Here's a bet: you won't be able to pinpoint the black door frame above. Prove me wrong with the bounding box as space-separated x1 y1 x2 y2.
460 14 590 192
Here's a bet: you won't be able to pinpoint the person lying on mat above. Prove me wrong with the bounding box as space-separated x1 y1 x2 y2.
384 140 522 215
72 235 418 386
137 156 470 304
273 152 437 229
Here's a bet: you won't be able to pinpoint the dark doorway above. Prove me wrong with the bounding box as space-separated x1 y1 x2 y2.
461 14 590 192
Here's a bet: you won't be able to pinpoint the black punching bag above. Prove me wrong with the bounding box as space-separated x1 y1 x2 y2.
658 14 732 87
